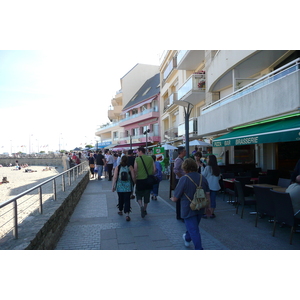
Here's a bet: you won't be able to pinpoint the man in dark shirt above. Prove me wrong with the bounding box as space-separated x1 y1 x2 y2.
96 150 106 180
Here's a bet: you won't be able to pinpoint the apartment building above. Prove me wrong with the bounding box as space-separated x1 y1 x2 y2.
160 50 300 176
95 63 159 149
116 73 160 150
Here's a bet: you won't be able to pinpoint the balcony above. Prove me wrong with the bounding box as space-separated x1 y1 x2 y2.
163 93 178 112
164 127 179 140
176 73 206 106
96 122 120 134
111 90 122 106
119 108 159 127
162 56 177 85
177 50 205 70
178 118 198 137
108 105 122 120
118 132 160 145
199 58 300 136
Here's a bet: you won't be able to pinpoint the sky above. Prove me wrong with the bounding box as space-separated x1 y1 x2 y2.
0 2 293 154
0 49 161 153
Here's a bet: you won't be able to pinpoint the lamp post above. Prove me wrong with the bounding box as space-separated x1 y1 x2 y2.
184 103 194 157
130 135 132 150
144 129 150 154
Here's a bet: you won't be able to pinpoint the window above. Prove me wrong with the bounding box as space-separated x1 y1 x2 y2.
130 94 138 102
113 131 118 140
132 128 139 136
142 87 151 96
132 109 138 115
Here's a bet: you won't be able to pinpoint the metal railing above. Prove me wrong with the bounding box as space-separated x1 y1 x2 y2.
0 161 89 240
202 57 300 114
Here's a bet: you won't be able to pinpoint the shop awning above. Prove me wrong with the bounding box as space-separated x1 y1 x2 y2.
113 142 153 149
212 116 300 147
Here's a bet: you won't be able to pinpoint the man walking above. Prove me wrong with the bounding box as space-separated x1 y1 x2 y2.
96 150 106 180
173 147 186 220
106 151 114 181
134 147 156 218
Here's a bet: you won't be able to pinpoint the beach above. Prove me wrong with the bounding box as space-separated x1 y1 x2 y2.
0 165 63 238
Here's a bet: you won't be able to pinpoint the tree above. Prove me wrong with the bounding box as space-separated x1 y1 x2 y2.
85 145 93 149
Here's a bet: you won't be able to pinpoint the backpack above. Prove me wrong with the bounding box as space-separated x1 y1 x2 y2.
184 174 209 210
118 165 129 181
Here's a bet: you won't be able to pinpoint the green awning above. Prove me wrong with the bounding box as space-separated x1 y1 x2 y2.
213 116 300 147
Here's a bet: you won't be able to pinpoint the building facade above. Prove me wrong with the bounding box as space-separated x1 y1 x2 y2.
95 50 300 177
159 50 300 177
95 63 160 150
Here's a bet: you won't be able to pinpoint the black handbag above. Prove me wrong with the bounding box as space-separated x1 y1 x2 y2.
140 156 158 189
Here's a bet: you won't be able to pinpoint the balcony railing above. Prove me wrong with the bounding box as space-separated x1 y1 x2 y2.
163 56 177 83
96 122 120 131
0 162 89 239
119 107 158 123
177 73 205 101
163 93 178 112
177 50 188 65
178 118 198 136
202 58 300 114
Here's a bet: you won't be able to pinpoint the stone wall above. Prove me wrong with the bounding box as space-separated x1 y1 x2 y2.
0 171 90 250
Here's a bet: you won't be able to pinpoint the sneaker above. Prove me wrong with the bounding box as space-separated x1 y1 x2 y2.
182 234 190 247
202 214 207 219
210 214 216 219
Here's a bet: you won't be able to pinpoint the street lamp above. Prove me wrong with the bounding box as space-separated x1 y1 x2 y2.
173 100 194 157
184 103 194 157
143 129 150 154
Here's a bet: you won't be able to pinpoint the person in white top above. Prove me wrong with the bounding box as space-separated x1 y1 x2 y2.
106 151 114 181
200 155 221 218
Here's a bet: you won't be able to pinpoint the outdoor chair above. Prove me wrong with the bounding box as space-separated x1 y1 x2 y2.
267 169 280 185
222 173 235 202
258 175 272 184
235 180 256 219
271 190 300 245
277 178 291 188
253 186 275 227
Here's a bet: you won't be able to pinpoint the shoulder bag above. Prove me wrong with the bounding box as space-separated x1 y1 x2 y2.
140 156 159 189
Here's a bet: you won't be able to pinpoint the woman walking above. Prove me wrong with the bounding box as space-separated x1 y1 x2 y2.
112 155 136 221
200 154 221 218
171 158 210 250
88 153 95 179
151 155 162 200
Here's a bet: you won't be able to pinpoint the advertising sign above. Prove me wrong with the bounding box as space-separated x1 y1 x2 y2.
153 147 165 162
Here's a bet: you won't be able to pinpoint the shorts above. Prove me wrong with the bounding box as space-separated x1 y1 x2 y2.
135 189 151 204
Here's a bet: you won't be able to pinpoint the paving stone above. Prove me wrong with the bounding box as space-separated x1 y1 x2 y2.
55 178 300 250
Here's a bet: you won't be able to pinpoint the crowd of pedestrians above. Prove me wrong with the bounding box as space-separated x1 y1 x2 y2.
81 146 214 250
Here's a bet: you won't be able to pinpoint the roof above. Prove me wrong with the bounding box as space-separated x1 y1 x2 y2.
123 73 160 110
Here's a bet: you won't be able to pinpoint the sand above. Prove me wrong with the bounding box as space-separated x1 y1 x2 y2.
0 165 64 238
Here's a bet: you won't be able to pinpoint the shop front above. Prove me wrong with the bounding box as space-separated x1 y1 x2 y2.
212 115 300 176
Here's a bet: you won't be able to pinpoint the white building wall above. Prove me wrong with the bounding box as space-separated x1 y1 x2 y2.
199 70 300 136
121 64 159 107
207 50 256 91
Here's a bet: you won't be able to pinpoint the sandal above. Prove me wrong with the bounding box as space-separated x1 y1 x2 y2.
126 216 131 221
118 211 123 215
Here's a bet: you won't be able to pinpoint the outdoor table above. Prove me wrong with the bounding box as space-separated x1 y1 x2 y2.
245 183 287 193
223 178 235 183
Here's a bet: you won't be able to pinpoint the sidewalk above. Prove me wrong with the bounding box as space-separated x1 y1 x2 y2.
55 177 300 250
